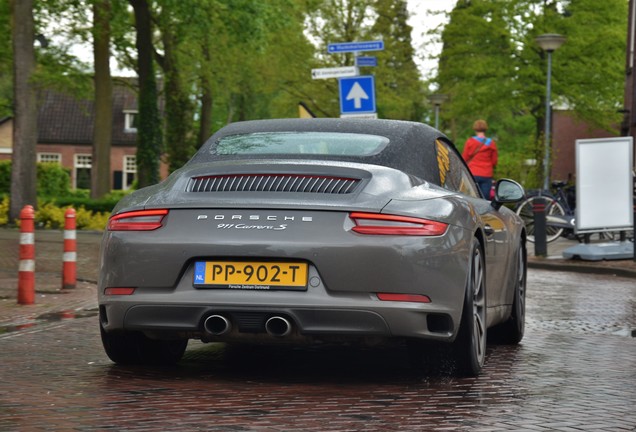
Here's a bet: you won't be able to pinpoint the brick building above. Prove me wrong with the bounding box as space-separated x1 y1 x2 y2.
550 110 619 183
0 82 168 191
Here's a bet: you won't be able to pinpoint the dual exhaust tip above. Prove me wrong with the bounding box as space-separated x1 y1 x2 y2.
203 314 292 337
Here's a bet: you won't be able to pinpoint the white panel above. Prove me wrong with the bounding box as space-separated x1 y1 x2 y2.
575 137 633 233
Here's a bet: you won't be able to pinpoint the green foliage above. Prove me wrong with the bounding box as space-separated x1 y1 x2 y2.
437 0 519 139
0 0 11 118
0 160 10 195
1 161 72 197
301 0 425 119
556 0 627 131
0 200 109 230
0 195 8 226
43 188 127 213
435 0 627 188
4 0 625 195
371 0 425 121
136 75 164 186
33 46 92 99
34 201 110 230
36 162 71 197
49 195 120 213
65 188 90 199
74 206 110 230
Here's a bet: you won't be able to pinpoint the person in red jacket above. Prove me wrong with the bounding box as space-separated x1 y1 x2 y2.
462 119 498 199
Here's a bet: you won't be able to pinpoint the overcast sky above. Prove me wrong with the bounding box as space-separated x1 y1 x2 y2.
407 0 457 79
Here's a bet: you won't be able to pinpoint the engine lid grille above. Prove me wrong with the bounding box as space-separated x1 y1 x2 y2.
186 174 360 194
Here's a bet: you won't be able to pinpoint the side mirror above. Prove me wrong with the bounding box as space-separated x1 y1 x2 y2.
492 179 524 209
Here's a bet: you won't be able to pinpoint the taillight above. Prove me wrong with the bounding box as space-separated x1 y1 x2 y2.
104 287 136 295
377 293 431 303
349 212 448 236
107 209 169 231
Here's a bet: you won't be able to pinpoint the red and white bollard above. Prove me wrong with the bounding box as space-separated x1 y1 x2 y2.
18 205 35 305
62 208 77 289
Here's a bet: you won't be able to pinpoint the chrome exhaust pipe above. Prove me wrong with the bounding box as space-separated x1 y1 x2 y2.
265 316 292 337
204 315 231 336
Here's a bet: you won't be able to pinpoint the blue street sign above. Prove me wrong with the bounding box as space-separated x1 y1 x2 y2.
328 40 384 54
356 56 378 67
339 76 376 114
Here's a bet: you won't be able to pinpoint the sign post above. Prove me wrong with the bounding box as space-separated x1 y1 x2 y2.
562 136 634 260
315 40 384 118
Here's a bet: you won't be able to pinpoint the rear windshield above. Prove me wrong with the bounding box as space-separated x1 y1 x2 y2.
212 132 390 157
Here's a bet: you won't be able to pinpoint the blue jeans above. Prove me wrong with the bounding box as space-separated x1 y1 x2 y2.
474 176 493 199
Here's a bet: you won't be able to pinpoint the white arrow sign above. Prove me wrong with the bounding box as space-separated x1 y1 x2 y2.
339 75 375 114
311 66 357 80
346 82 369 109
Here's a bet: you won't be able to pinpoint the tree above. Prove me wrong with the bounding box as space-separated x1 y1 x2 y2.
371 0 424 121
303 0 375 117
0 0 12 119
553 0 626 129
154 0 198 172
436 0 518 140
434 0 627 183
10 0 38 221
130 0 163 187
301 0 425 119
91 0 113 199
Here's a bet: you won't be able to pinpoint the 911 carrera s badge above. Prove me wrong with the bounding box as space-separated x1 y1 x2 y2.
198 214 313 231
216 223 288 230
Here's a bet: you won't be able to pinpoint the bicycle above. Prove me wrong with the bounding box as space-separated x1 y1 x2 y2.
515 181 576 243
516 181 634 244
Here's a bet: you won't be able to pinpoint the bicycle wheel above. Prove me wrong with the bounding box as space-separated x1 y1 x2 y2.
515 195 566 243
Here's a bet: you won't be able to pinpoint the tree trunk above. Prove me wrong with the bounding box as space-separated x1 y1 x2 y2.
198 80 213 147
159 24 193 173
91 0 113 199
130 0 162 188
9 0 38 222
197 40 213 148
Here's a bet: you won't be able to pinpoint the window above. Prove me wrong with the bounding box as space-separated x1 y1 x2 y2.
124 110 138 133
123 155 137 190
436 140 479 198
37 153 61 164
213 132 389 156
74 154 92 190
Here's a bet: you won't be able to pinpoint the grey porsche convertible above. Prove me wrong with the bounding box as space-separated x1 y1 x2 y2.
98 118 527 376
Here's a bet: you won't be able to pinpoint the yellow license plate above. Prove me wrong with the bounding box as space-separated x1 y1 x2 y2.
194 261 308 290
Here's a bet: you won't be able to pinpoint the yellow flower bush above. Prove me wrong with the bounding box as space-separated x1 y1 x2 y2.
75 206 110 231
0 196 9 226
35 202 66 229
0 197 111 231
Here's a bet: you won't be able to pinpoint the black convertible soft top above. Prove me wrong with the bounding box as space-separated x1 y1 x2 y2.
192 118 452 185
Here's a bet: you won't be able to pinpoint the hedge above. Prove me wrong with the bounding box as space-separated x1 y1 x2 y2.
0 160 72 197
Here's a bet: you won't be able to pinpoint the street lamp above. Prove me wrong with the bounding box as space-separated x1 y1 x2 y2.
536 33 566 191
428 93 448 130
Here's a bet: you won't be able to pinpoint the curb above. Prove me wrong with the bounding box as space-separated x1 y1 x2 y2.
528 259 636 279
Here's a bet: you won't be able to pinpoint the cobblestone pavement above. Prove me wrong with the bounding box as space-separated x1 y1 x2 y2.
0 228 101 327
0 228 635 430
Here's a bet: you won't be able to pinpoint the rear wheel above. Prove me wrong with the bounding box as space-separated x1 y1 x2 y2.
452 238 487 377
100 321 187 365
515 195 565 243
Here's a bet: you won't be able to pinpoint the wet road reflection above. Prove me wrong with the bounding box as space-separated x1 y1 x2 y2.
0 269 634 431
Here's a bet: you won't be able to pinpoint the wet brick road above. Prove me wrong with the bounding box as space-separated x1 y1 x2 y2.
0 269 635 431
